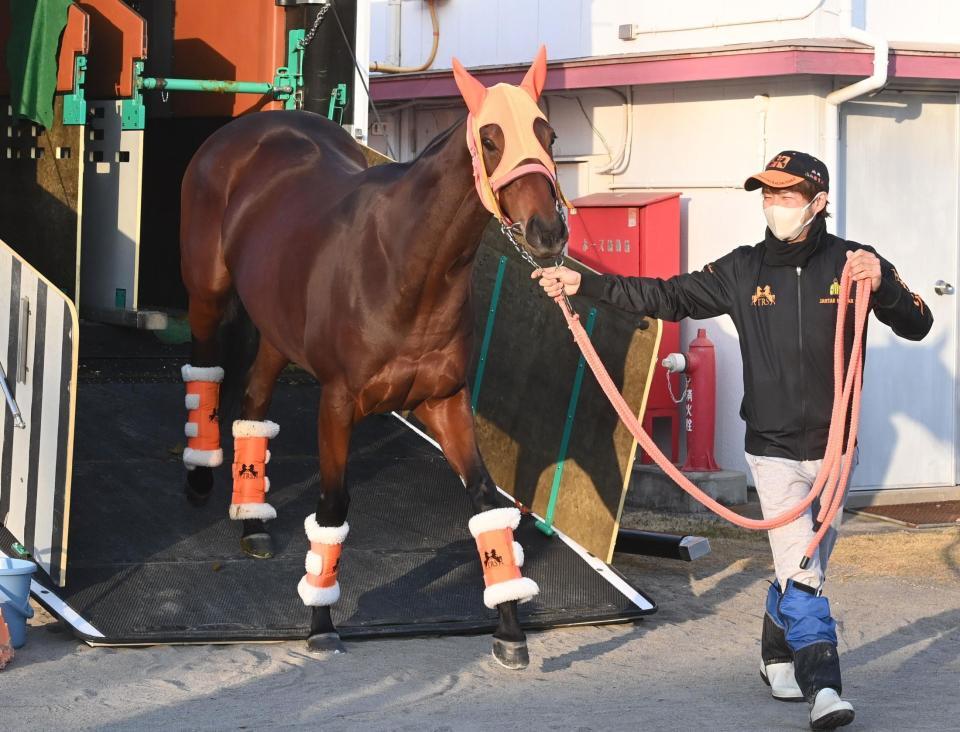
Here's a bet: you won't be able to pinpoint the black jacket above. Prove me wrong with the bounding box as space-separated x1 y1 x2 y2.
578 218 933 461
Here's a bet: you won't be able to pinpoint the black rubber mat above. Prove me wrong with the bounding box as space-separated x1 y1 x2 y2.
39 376 652 644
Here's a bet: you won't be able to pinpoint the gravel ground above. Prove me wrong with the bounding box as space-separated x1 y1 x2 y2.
1 511 957 732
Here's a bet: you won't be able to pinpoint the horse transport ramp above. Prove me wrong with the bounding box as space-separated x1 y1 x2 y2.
5 368 653 645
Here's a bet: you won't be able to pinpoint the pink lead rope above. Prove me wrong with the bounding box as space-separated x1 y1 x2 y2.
551 261 871 569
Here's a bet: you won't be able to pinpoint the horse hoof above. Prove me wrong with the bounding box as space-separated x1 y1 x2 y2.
492 639 529 670
307 632 345 656
184 469 213 506
239 532 274 559
184 482 211 507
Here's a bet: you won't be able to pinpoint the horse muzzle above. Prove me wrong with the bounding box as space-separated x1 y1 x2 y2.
523 210 568 258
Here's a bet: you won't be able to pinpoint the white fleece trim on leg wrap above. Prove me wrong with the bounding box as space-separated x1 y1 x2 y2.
229 502 277 521
181 365 224 383
184 423 199 438
304 514 350 545
185 394 201 410
483 577 539 609
513 541 524 568
468 507 521 538
298 576 341 606
183 447 223 468
305 551 325 576
232 420 280 439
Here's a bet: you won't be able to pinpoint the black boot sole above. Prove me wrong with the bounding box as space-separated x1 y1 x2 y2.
810 708 854 730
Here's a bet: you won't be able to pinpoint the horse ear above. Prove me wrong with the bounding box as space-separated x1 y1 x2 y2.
519 45 548 101
452 57 487 115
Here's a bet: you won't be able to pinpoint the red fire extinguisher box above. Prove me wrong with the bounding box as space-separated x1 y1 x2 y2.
567 192 682 462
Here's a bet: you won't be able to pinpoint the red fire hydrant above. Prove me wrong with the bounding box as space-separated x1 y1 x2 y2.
662 328 720 472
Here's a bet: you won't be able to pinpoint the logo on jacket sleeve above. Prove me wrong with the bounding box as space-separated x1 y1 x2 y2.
893 268 927 314
751 285 776 306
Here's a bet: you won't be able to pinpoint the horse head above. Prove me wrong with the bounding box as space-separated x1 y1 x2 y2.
453 46 568 259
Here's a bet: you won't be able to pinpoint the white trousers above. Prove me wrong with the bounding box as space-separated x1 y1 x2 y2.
745 452 855 590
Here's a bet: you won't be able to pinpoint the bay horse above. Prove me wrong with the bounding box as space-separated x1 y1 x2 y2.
178 48 566 668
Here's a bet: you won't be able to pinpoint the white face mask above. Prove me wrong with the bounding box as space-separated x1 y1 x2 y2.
764 193 823 241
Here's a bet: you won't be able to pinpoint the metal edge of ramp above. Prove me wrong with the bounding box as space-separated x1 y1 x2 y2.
391 413 657 616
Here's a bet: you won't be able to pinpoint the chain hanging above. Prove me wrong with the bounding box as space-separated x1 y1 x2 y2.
300 2 331 50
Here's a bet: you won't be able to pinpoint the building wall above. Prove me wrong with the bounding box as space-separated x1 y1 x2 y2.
369 0 960 73
366 3 960 488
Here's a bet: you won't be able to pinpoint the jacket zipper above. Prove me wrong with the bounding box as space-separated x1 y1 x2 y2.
797 266 806 460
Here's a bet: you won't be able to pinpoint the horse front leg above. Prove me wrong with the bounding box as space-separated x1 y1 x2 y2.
414 388 539 670
302 385 354 655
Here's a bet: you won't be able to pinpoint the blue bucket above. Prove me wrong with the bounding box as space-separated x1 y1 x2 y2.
0 557 35 649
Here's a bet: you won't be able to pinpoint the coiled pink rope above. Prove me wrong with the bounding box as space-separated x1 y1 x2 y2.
554 261 871 567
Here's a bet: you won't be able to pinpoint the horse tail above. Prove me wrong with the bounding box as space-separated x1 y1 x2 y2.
218 291 261 421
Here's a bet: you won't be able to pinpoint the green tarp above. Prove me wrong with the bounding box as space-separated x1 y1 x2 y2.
6 0 72 129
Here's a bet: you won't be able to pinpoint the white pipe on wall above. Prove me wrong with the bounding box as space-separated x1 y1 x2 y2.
622 0 828 37
755 94 770 169
598 86 633 176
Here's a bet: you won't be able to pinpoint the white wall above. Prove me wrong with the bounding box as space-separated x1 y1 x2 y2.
369 0 862 71
861 0 960 44
370 0 960 73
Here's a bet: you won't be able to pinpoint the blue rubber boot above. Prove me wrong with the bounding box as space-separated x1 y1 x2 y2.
779 580 854 729
760 581 803 701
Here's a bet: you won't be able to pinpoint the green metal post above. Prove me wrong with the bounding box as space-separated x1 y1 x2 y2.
62 55 87 125
471 255 508 413
327 83 348 123
536 307 598 537
280 29 306 110
121 61 146 130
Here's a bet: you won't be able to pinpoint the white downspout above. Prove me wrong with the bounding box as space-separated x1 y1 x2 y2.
822 18 889 235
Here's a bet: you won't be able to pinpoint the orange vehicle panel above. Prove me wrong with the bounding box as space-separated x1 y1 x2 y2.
56 5 90 93
171 0 286 117
76 0 147 99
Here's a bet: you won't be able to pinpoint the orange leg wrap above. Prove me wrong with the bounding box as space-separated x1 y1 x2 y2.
182 365 224 468
229 420 279 521
186 381 221 452
305 541 342 589
476 528 522 587
298 515 349 606
232 435 269 506
468 507 539 609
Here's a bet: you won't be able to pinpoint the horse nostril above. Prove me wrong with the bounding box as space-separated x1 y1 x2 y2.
525 215 568 252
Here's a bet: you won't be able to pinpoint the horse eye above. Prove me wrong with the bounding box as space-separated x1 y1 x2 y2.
481 138 496 152
550 133 557 146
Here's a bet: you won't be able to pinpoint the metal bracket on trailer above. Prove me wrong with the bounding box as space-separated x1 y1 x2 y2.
62 55 88 126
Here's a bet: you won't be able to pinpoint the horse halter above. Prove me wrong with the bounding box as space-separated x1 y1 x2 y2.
464 82 558 227
453 48 573 271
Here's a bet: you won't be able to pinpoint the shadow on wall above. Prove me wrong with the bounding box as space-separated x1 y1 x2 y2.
0 101 82 301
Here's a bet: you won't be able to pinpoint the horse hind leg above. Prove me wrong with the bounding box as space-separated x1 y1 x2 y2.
182 294 230 506
180 155 235 503
231 338 288 560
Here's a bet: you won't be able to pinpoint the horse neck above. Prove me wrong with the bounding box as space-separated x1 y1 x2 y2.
404 121 491 277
